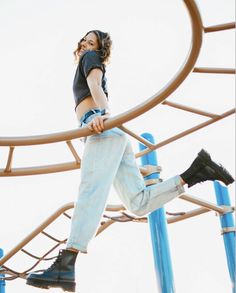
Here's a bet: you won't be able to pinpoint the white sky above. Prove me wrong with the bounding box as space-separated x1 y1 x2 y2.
0 0 235 292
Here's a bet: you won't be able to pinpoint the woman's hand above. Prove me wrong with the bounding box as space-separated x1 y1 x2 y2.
87 114 110 134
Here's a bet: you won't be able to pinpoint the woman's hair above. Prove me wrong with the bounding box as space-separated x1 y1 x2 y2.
74 30 112 64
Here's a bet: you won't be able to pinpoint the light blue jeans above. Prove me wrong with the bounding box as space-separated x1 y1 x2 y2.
67 111 185 253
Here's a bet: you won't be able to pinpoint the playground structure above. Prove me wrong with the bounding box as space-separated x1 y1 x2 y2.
0 0 235 292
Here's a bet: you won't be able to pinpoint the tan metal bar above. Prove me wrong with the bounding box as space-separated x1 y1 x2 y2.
193 67 236 74
219 205 235 215
139 165 162 176
167 207 210 224
104 206 212 225
96 219 115 236
204 22 236 33
0 0 203 147
4 147 15 172
0 161 81 177
179 194 225 213
0 106 234 176
135 108 235 158
106 204 126 212
162 100 220 118
66 141 81 164
0 160 161 177
118 125 155 149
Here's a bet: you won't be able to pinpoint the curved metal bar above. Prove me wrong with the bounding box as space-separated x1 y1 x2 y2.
0 0 203 147
0 107 234 177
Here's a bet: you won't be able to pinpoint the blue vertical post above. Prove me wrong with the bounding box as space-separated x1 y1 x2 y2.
139 133 175 293
213 182 235 293
0 249 6 293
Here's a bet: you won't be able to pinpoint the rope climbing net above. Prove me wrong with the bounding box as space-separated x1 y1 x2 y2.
0 191 234 281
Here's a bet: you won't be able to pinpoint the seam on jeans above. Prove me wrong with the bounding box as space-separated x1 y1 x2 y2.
177 184 185 194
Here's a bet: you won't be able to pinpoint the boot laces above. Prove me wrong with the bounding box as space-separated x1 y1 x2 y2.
45 250 63 272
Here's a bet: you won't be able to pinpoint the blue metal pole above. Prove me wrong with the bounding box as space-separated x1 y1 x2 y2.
213 182 235 293
139 133 175 293
0 249 6 293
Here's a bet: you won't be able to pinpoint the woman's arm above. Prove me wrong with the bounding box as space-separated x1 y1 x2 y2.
86 68 110 133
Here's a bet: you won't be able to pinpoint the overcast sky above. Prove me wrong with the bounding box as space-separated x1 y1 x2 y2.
0 0 235 292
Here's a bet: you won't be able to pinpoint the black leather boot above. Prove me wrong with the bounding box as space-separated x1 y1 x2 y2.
180 149 234 188
26 249 77 292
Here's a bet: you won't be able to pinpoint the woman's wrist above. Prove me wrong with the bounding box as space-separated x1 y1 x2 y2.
101 113 110 121
100 109 110 120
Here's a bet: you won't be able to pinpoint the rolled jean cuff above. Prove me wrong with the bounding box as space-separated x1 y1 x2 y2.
66 242 88 254
175 175 185 194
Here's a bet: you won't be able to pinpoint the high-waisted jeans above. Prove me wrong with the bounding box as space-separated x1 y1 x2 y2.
67 111 185 253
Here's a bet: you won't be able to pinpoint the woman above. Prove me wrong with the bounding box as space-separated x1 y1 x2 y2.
26 30 234 292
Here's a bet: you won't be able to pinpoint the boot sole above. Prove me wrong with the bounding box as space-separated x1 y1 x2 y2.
198 149 234 186
26 277 76 292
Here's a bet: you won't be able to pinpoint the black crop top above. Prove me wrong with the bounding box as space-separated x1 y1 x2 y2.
73 50 108 109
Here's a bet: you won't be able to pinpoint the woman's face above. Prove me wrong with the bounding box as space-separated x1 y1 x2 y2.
77 32 99 57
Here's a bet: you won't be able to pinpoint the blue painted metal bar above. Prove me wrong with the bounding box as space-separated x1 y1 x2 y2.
0 248 6 293
139 133 175 293
213 182 235 293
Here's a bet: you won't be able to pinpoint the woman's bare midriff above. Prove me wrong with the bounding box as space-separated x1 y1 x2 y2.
75 96 100 121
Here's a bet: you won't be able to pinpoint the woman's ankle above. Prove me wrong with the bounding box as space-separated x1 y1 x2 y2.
66 247 79 254
179 176 186 186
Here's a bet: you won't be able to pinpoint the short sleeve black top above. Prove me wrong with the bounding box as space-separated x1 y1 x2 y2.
73 50 108 109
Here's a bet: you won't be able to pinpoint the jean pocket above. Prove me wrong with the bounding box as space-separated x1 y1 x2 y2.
87 127 125 142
